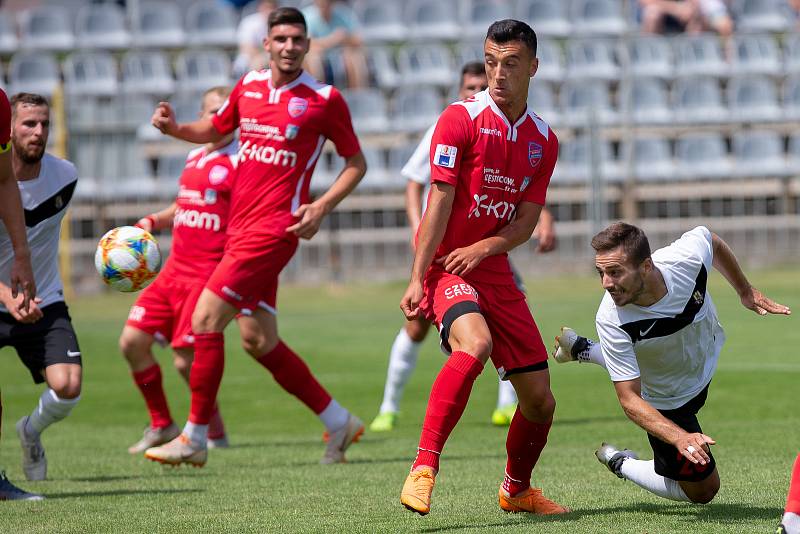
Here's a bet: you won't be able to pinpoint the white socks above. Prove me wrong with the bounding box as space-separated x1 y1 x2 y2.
26 389 80 437
496 377 517 408
378 328 422 414
619 459 691 502
319 399 349 432
183 422 208 446
577 338 607 369
783 512 800 534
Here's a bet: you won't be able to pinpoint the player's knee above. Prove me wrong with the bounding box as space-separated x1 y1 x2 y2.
405 320 429 343
519 389 555 422
51 379 81 399
241 332 277 358
689 485 718 504
464 337 492 361
173 355 192 376
119 333 146 361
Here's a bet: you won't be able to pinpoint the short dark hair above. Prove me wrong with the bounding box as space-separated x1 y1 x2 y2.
9 93 49 117
485 19 537 57
461 61 486 79
268 7 307 32
591 222 652 266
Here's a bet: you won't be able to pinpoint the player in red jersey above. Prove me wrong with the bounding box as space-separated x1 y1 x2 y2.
146 7 367 467
781 454 800 533
120 87 234 455
398 20 568 515
0 89 40 500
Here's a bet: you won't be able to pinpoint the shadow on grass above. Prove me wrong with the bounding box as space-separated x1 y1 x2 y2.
45 488 203 499
289 452 504 468
70 471 211 482
417 510 582 532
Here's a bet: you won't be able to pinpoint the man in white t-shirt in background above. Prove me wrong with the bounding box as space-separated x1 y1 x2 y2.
552 222 790 504
233 0 277 76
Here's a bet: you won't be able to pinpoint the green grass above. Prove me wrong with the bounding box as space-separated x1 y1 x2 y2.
0 269 798 533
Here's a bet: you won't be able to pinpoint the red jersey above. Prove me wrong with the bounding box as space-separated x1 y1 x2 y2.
0 88 10 148
426 90 558 284
162 141 237 282
211 70 360 239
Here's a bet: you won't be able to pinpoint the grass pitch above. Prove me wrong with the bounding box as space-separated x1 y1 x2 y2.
0 269 798 533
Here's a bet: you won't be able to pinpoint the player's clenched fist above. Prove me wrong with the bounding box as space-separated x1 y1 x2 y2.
151 102 177 135
400 280 424 320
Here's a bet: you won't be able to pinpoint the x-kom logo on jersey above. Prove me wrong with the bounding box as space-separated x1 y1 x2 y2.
469 194 517 221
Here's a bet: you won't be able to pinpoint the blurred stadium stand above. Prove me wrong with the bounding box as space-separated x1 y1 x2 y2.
0 0 798 291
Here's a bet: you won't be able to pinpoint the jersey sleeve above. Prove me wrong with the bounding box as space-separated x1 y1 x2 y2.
522 128 558 205
596 308 641 382
0 89 11 148
210 77 243 136
323 88 361 158
401 124 435 185
429 105 472 187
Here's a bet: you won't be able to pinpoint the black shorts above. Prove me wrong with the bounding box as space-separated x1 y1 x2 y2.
0 301 82 384
647 383 716 482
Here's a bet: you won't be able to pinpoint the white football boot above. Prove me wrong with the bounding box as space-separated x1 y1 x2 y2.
16 417 46 481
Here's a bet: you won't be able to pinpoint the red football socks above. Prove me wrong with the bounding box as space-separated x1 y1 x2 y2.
413 351 484 472
208 404 226 440
255 341 331 414
503 407 552 496
787 453 800 514
188 332 225 425
132 364 172 429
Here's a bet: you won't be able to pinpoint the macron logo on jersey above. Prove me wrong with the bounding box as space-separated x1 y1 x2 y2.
434 144 457 169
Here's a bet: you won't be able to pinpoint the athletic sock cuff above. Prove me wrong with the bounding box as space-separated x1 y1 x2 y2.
257 340 289 364
132 363 162 384
194 332 224 345
446 351 484 380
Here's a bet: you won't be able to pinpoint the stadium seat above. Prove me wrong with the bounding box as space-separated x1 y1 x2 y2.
527 81 561 127
185 2 238 48
341 88 390 135
18 6 75 51
355 0 406 44
121 51 176 96
672 77 728 124
557 136 621 184
626 36 673 79
75 3 130 50
0 13 19 55
174 50 232 94
515 0 571 38
570 0 627 36
675 133 732 180
170 92 203 125
309 152 337 194
8 53 60 98
627 136 676 181
115 94 157 131
787 134 800 174
674 34 729 79
387 143 417 176
358 147 391 190
535 38 565 83
404 0 462 42
452 41 485 73
733 130 789 177
133 2 186 49
784 76 800 120
785 34 800 74
731 35 782 77
392 86 443 133
464 0 514 40
625 77 672 125
560 80 618 127
731 0 792 33
727 76 782 123
396 44 456 88
63 52 119 98
157 153 187 182
566 39 620 81
367 47 400 91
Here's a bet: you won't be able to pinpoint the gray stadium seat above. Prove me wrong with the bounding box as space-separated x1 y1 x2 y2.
121 51 176 96
358 147 391 190
387 143 417 176
557 136 620 184
628 137 676 181
527 82 561 127
727 76 781 122
570 0 626 36
157 153 187 182
8 53 60 98
355 0 406 44
561 80 618 127
367 47 400 90
674 34 729 79
673 77 728 124
134 2 186 49
341 89 390 135
784 76 800 120
405 0 461 42
464 0 514 40
626 36 673 79
733 130 789 177
787 134 800 174
185 2 238 48
731 0 791 33
396 44 455 88
452 41 485 73
392 87 443 133
115 94 157 131
516 0 571 38
732 35 782 77
174 50 232 94
18 6 75 51
0 14 19 55
170 92 203 125
535 38 565 82
566 39 619 81
675 133 732 180
63 52 119 98
75 3 130 50
785 34 800 74
626 77 672 125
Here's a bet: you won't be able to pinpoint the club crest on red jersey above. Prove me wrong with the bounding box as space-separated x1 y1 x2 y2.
288 97 308 118
528 142 542 168
208 165 229 185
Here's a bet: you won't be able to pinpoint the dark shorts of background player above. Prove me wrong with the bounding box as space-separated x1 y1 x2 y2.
647 383 716 482
0 301 82 384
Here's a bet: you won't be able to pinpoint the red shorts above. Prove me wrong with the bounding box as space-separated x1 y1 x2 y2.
126 275 204 349
419 267 548 378
205 232 298 315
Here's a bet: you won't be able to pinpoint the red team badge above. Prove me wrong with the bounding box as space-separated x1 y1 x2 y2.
528 142 542 168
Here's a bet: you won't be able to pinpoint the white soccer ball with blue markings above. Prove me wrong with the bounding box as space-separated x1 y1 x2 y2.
94 226 162 292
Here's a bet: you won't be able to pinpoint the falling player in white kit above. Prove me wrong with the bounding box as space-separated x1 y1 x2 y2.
553 222 790 504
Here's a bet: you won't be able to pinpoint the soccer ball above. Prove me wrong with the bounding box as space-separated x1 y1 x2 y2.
94 226 162 292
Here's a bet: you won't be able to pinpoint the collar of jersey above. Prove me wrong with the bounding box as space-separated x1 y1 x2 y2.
485 92 530 142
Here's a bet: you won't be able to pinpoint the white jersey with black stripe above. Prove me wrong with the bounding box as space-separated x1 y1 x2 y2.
0 153 77 312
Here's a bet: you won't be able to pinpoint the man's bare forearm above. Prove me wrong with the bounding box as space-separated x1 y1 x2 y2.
711 232 750 296
316 152 367 214
411 184 454 282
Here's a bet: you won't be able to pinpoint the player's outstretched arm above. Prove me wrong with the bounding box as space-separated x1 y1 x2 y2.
151 102 223 145
711 232 791 316
614 379 715 466
0 150 35 310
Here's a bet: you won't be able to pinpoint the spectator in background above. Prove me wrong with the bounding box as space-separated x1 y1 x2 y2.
302 0 367 88
640 0 732 38
234 0 278 76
